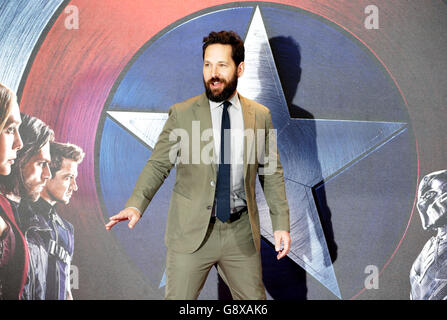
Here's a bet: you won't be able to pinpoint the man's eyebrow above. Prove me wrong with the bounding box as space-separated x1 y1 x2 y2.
36 156 51 163
204 59 228 63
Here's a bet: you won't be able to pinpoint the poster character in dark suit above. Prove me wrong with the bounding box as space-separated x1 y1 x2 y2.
27 141 85 299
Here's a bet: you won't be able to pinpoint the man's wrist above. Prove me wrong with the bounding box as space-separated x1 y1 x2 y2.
126 207 142 217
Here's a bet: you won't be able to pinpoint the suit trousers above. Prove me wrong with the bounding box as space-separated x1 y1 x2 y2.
165 211 266 300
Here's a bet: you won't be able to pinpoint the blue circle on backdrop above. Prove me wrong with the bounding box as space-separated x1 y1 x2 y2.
98 4 416 299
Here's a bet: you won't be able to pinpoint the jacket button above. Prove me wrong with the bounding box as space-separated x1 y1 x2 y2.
206 205 212 210
210 181 215 187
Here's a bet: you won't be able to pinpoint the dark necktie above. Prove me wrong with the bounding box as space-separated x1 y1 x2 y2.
216 101 231 222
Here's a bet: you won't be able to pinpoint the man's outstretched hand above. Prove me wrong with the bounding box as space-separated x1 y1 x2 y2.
105 207 141 230
273 230 291 260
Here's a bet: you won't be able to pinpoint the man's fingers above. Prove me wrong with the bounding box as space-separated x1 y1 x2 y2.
274 233 283 260
276 242 287 259
276 234 285 259
282 234 291 253
274 231 285 251
274 231 291 260
274 233 281 252
277 250 286 260
109 212 128 221
105 208 141 230
128 215 139 229
105 219 119 230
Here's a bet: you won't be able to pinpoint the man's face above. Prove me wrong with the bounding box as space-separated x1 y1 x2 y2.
0 99 22 175
417 172 447 230
203 43 244 102
22 141 51 201
42 158 79 205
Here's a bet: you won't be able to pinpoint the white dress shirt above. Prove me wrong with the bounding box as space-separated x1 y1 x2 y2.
209 92 247 212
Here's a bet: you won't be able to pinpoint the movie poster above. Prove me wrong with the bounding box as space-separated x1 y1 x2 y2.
0 0 446 300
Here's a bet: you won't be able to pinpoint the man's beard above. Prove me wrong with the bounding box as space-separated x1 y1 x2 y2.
20 176 44 202
45 187 71 205
204 71 238 102
22 185 41 202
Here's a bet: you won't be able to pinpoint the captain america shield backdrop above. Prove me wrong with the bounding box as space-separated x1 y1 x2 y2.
0 0 420 299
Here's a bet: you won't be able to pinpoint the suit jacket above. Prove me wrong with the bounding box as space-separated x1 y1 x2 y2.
126 92 290 253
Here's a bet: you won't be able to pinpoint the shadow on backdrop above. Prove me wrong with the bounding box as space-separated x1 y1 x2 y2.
218 36 337 300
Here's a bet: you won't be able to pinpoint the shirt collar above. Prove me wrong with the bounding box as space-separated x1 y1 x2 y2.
33 197 55 218
31 198 68 229
209 91 241 111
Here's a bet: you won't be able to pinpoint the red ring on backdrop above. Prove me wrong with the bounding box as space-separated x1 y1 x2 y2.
19 0 418 299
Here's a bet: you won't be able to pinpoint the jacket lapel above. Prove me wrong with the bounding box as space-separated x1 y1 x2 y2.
239 94 255 180
193 93 217 176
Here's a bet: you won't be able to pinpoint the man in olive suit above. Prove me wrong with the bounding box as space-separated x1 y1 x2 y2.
106 31 291 300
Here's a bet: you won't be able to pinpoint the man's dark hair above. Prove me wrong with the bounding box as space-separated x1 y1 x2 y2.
202 30 245 66
0 113 54 197
49 141 85 176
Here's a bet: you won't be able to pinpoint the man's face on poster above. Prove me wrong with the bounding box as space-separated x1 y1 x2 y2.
203 43 244 102
22 141 52 201
417 171 447 230
42 158 79 205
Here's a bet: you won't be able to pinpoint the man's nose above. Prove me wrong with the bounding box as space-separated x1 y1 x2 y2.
71 179 78 192
211 66 219 79
43 164 52 180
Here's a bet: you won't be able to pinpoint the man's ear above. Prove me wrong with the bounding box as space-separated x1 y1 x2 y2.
237 61 245 78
